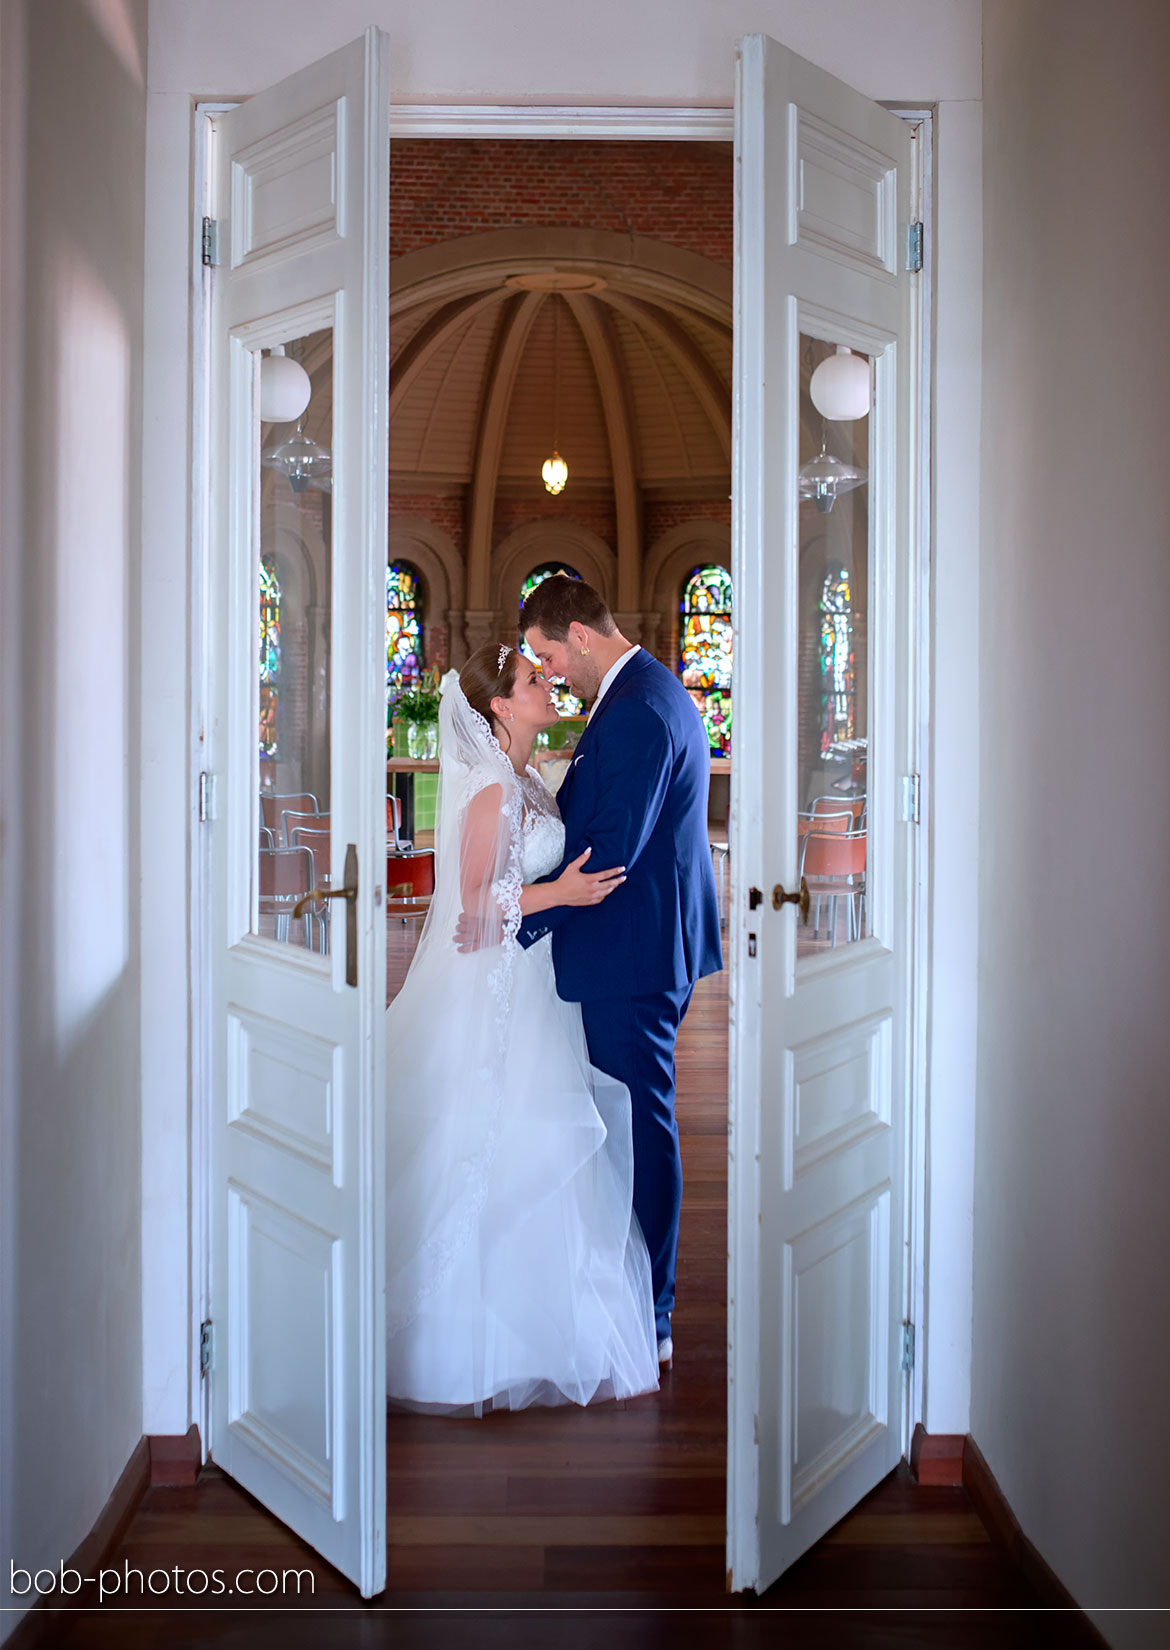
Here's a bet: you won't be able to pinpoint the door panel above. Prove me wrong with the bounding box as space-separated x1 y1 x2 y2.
729 33 915 1593
207 29 388 1596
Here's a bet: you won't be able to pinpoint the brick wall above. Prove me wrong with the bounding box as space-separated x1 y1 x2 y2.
645 498 731 546
491 496 617 553
389 494 465 556
391 140 733 268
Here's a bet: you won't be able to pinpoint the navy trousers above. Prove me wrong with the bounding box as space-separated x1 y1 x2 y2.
580 985 693 1341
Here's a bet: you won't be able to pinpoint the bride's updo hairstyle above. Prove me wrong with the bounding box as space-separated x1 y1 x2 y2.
459 643 521 742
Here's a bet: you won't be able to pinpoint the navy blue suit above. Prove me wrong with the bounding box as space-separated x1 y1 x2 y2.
519 648 722 1337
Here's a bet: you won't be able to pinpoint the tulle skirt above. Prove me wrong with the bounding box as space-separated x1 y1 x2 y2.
385 935 659 1413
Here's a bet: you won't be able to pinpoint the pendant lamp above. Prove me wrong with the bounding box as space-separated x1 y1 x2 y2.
542 298 568 495
798 426 867 514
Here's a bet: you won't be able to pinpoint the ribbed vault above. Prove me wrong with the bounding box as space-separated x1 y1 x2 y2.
388 231 733 502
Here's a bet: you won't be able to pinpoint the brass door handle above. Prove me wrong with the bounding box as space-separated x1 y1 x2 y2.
294 843 359 986
772 876 810 923
293 884 352 913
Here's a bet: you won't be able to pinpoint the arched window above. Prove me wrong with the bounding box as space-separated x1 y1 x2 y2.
386 562 423 705
680 564 733 754
819 566 855 753
519 562 584 716
259 555 281 759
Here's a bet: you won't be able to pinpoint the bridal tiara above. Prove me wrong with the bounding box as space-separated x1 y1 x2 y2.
497 645 510 674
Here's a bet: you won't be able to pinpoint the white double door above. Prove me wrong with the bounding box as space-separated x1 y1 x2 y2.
203 28 916 1601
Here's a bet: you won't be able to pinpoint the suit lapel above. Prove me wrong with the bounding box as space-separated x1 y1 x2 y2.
583 648 652 737
558 649 653 822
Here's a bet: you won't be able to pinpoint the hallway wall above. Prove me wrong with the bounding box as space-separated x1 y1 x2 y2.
976 3 1170 1642
0 1 148 1637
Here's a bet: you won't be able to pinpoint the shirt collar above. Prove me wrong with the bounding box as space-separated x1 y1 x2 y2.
587 645 641 722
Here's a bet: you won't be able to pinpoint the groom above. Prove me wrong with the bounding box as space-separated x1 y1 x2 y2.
517 575 723 1364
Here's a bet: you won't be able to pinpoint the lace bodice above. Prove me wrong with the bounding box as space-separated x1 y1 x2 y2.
520 770 565 882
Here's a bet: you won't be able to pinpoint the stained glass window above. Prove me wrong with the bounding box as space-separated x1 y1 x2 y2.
819 566 855 753
680 564 733 754
519 562 584 716
386 562 423 704
259 556 281 760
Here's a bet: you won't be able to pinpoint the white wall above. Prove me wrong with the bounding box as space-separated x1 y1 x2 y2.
140 0 983 1441
0 0 148 1637
0 0 27 1623
976 3 1170 1643
147 0 980 103
922 95 982 1437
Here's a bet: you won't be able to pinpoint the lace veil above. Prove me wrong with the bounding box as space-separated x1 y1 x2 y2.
384 675 528 1336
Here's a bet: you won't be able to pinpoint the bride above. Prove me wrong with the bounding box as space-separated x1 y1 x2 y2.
385 641 660 1413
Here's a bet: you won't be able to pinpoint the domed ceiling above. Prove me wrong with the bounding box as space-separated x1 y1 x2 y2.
389 259 732 500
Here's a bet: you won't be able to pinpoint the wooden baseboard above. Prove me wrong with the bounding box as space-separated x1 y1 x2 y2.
909 1422 965 1485
962 1436 1111 1648
148 1423 202 1487
6 1436 148 1648
5 1428 201 1649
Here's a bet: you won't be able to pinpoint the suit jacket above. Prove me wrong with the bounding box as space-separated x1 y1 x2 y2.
519 648 724 1002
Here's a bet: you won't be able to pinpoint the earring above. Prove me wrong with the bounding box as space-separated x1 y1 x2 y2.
580 646 591 657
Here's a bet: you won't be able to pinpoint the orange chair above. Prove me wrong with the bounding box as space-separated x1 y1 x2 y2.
261 791 319 838
289 826 332 952
386 794 410 851
386 848 435 922
811 794 866 827
258 845 317 947
798 806 853 840
799 827 867 945
282 807 328 849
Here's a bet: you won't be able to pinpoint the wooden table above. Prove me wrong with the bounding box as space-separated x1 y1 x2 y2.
389 756 727 775
389 756 731 835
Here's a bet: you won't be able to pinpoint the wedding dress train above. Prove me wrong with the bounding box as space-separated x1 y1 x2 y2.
384 690 659 1413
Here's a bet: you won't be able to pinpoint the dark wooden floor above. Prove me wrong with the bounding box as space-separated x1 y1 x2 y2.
43 929 1097 1648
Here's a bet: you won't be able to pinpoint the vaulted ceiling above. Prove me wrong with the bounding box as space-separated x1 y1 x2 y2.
389 263 732 500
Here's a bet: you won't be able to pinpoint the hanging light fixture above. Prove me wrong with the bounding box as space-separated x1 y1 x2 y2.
259 344 312 423
541 297 568 495
809 345 871 422
798 424 867 514
261 419 332 493
542 449 568 495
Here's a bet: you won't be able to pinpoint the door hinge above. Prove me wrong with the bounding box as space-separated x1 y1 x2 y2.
901 1320 915 1374
201 216 220 268
906 221 923 273
901 773 921 825
199 1320 214 1378
198 771 217 823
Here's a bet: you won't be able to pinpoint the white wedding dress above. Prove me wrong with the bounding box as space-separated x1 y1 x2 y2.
385 685 659 1414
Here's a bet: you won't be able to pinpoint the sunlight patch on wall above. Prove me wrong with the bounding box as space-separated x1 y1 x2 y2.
79 0 146 87
54 252 130 1051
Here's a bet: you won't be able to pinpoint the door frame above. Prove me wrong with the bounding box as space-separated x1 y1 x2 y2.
187 91 932 1502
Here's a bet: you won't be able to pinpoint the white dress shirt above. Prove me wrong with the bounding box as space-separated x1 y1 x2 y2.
586 645 641 722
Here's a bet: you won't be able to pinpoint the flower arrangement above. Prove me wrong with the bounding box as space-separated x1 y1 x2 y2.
392 683 441 725
390 665 442 758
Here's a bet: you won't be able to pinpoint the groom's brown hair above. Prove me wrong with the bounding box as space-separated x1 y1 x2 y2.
519 573 616 641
